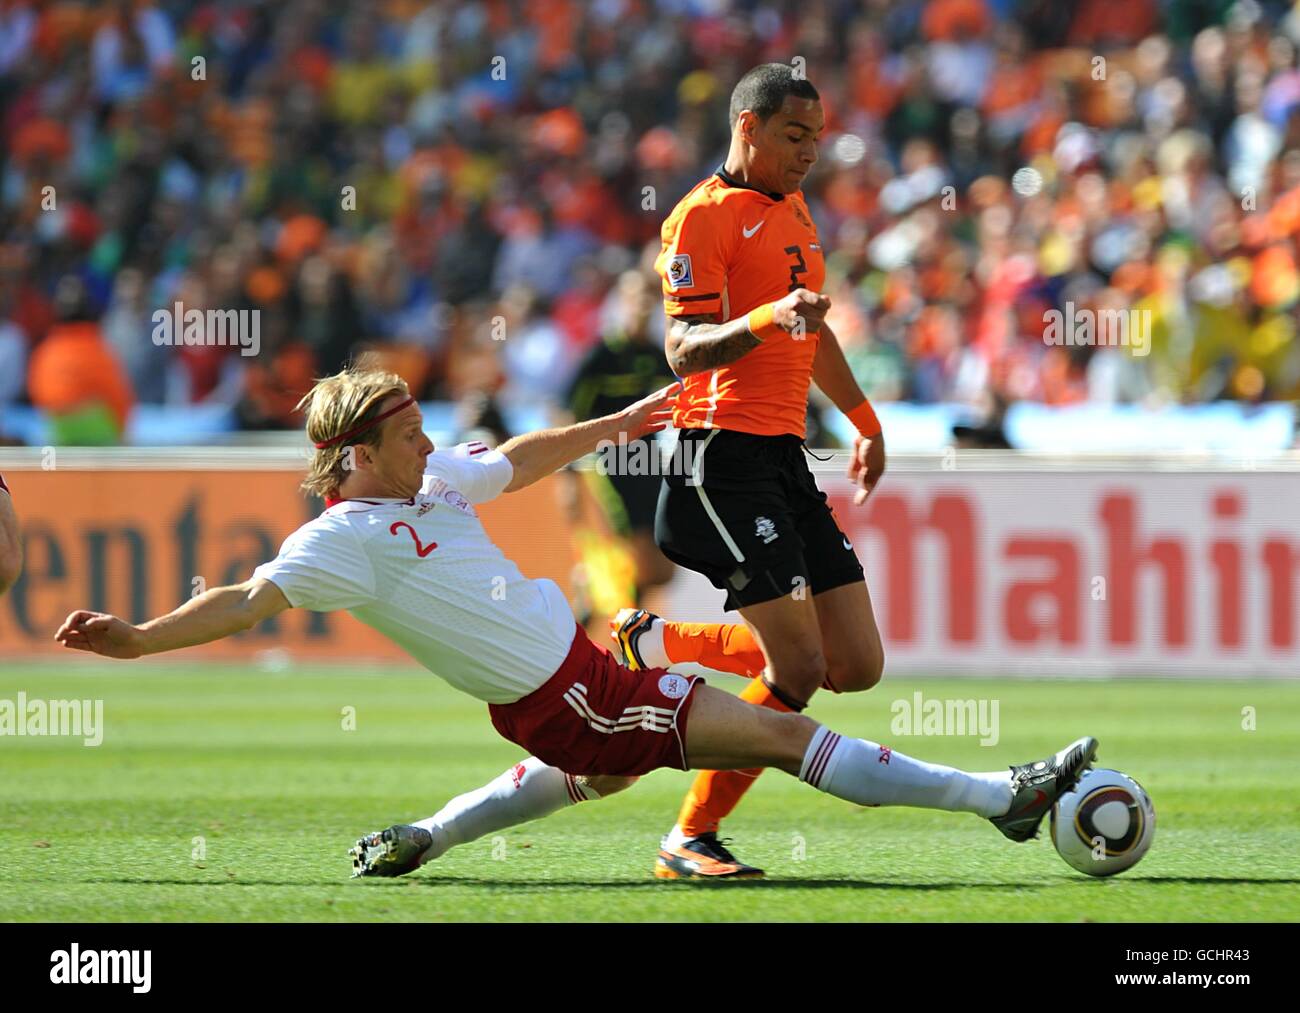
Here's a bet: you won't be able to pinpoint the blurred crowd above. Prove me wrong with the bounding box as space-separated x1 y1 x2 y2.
3 0 1300 444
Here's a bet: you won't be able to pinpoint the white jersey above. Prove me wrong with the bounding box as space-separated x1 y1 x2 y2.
251 442 576 704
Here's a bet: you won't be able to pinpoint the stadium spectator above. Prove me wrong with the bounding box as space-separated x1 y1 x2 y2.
27 276 133 444
102 266 167 404
0 0 1298 443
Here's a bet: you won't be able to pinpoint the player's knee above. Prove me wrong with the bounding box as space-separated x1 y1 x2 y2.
577 774 638 799
766 645 827 703
826 641 885 693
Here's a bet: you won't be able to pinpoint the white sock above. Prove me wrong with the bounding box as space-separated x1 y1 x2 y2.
412 757 594 863
799 727 1012 818
637 617 669 668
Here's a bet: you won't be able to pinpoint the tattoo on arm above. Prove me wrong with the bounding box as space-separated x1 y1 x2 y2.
665 315 762 375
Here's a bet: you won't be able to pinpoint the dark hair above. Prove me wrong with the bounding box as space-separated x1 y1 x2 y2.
729 63 820 132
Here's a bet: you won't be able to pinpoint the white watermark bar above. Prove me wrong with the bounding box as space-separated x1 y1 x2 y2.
889 690 999 745
593 431 699 478
151 302 260 357
0 693 104 746
1043 302 1152 357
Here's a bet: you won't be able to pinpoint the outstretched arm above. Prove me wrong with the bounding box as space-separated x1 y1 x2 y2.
54 577 292 659
499 383 678 493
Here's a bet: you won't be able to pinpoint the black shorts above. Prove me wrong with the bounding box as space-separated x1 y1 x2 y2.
654 428 865 611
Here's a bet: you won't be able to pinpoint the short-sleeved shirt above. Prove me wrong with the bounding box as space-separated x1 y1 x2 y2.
654 166 826 439
252 442 576 704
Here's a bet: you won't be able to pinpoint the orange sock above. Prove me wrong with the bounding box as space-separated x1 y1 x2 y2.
676 679 793 837
663 620 844 694
662 622 767 678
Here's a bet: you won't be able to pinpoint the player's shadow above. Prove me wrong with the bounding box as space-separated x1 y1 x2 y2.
60 875 1022 891
411 875 1047 891
71 877 356 888
413 872 1300 890
69 873 1300 890
1101 875 1300 885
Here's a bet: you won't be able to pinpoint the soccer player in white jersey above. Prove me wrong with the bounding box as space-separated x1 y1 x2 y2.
55 367 1098 879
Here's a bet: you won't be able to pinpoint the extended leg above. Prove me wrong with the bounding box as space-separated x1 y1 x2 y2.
681 684 1097 841
350 758 638 878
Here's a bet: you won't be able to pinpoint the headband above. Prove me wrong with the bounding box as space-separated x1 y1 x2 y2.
313 396 416 449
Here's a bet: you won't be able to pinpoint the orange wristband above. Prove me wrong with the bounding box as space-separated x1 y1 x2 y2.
847 398 882 438
745 303 783 341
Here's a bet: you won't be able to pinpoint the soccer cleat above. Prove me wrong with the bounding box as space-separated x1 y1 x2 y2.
990 735 1099 843
349 824 433 879
654 833 764 880
610 607 658 671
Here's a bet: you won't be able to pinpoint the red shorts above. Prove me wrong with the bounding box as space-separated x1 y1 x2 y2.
488 624 702 777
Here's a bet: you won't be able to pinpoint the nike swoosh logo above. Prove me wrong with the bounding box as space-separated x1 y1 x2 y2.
742 221 765 238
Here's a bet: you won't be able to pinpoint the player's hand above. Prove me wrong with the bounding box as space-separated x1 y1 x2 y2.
54 610 144 659
616 382 680 439
846 431 886 505
772 288 831 337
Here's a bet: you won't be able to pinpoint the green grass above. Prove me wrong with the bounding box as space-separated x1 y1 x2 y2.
1 663 1297 921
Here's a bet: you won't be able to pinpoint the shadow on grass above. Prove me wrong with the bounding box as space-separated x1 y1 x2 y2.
397 873 1300 890
63 877 350 888
1099 876 1300 885
410 876 1049 891
63 875 1044 891
57 874 1300 890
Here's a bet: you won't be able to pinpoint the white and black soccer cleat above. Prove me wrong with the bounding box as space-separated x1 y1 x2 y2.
349 824 433 879
990 736 1099 843
610 607 658 671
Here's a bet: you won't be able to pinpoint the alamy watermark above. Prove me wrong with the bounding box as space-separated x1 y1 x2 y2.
1043 302 1151 357
151 302 260 357
594 432 699 478
890 690 999 745
0 692 103 746
50 945 150 992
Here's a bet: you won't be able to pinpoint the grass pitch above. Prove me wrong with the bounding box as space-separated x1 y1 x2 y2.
1 662 1296 922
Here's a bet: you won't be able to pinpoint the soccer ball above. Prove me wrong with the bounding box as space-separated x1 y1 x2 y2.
1050 768 1155 877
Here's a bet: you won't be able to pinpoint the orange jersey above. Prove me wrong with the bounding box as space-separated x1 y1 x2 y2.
655 167 826 438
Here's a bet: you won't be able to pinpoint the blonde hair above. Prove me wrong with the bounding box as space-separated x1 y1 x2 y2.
296 367 410 499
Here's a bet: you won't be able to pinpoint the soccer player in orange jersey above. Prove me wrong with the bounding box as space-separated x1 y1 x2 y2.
615 63 890 879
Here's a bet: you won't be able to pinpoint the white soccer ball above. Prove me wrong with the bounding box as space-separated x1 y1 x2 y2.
1050 768 1155 877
